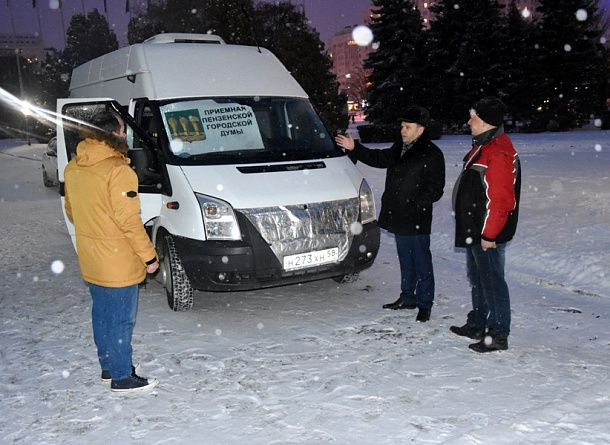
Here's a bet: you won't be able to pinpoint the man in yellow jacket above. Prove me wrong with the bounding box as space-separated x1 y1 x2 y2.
64 111 159 393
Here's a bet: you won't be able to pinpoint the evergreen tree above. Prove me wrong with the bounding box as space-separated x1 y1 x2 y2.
35 51 72 103
127 14 165 44
427 0 506 127
62 9 119 69
203 0 256 45
530 0 609 129
128 0 206 44
364 0 427 129
502 0 538 128
34 9 119 102
253 1 347 134
127 0 255 45
154 0 206 34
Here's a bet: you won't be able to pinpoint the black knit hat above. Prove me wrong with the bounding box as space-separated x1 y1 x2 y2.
471 96 507 127
398 106 431 128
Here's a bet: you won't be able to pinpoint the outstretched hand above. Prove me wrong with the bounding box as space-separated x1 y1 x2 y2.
335 133 355 151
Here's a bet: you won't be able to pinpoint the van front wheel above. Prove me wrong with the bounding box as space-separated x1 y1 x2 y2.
160 235 194 311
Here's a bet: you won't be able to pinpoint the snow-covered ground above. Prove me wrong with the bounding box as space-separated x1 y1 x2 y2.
1 128 609 444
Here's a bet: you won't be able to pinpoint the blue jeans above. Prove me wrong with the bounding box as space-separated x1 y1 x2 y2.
465 243 511 336
395 234 435 309
89 283 138 381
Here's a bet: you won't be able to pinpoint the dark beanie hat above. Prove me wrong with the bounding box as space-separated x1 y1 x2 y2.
398 106 431 127
471 96 507 127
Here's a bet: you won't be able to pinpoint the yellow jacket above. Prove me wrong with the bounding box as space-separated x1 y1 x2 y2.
64 138 158 287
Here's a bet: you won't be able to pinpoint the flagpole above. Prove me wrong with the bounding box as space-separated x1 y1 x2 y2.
7 0 26 139
7 1 24 96
34 1 45 49
58 0 67 47
8 0 17 49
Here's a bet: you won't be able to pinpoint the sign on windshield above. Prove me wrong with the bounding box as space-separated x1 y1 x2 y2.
160 100 264 156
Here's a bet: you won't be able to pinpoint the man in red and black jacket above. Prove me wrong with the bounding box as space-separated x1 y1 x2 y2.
450 96 521 353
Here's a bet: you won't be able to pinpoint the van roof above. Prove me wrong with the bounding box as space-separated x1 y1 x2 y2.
69 33 308 102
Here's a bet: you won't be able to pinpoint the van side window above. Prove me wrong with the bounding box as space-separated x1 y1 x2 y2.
61 103 108 161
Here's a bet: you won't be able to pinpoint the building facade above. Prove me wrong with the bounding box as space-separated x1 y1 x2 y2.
327 7 375 114
0 32 45 63
327 26 374 113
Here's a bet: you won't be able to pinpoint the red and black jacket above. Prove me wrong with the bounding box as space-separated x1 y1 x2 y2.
453 129 521 248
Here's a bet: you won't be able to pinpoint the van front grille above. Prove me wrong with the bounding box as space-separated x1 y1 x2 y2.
240 198 359 267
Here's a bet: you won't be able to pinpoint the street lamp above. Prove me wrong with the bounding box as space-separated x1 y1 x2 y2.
14 48 31 144
14 49 24 99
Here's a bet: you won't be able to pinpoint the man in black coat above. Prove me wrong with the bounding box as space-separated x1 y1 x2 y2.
335 106 445 322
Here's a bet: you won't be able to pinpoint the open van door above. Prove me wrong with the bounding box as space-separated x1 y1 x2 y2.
56 98 163 249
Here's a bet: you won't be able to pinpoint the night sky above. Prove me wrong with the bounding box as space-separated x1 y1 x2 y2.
0 0 374 50
2 0 609 52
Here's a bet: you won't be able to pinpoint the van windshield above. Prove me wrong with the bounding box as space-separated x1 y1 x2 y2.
158 97 340 164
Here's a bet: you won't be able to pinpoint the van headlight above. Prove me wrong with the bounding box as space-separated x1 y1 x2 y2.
359 179 376 224
196 193 242 240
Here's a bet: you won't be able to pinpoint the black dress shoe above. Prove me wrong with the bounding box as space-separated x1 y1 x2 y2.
469 331 508 353
416 307 431 322
383 298 417 310
450 324 486 340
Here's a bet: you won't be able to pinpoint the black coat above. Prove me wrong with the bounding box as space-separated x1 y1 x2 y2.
350 134 445 236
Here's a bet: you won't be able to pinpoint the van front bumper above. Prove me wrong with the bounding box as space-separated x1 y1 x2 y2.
172 221 380 292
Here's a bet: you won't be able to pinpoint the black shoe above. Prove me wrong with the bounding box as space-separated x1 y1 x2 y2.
450 324 486 340
416 307 431 323
111 374 159 393
101 363 140 383
383 298 417 310
468 331 509 353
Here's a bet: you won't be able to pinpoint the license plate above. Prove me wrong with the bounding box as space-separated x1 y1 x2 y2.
283 247 339 271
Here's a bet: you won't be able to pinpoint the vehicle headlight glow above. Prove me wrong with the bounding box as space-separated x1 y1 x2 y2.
359 179 376 224
196 193 242 240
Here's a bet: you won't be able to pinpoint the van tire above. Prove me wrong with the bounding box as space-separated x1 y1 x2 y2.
332 272 359 284
161 235 194 311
